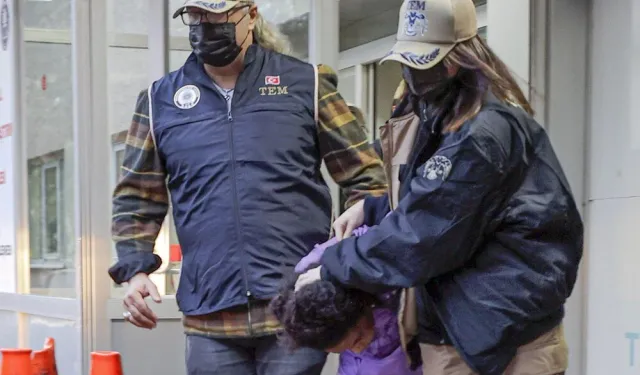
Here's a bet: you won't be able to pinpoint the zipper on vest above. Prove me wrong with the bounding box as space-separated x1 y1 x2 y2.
223 91 233 121
223 83 253 335
247 291 253 336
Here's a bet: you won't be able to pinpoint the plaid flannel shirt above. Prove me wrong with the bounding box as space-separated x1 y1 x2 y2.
111 64 387 338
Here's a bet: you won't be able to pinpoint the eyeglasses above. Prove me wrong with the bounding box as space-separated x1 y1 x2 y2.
179 4 250 26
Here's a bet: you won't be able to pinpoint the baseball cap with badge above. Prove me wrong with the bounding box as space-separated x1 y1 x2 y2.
380 0 477 70
172 0 253 19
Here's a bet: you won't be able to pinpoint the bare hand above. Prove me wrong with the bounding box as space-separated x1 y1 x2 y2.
333 199 365 240
123 273 162 329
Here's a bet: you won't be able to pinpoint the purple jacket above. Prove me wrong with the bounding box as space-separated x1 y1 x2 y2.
338 308 421 375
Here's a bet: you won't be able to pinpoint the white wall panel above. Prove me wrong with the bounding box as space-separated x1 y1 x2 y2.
588 0 640 201
487 0 530 96
544 1 589 373
585 197 640 374
586 0 640 374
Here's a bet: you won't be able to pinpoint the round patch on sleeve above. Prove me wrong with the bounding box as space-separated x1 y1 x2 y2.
422 155 452 181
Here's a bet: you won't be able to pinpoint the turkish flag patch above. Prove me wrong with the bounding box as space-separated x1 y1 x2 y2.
265 76 281 85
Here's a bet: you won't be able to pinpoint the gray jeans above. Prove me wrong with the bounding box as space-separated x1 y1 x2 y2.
185 334 327 375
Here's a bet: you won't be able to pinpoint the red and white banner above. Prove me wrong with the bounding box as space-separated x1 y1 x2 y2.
0 0 16 293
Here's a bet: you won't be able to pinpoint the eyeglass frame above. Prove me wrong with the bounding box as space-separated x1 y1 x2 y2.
179 3 252 26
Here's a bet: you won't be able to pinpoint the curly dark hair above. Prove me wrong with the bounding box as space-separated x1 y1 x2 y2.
270 276 378 351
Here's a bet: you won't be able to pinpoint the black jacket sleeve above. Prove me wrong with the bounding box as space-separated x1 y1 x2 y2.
362 195 391 227
320 113 515 294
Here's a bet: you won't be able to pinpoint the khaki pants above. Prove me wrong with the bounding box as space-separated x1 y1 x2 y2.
419 325 568 375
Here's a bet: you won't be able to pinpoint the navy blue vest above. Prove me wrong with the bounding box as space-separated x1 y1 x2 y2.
149 45 332 315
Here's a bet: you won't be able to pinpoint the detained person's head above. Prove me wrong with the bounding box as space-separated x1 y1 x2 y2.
270 277 377 354
173 1 258 67
384 0 533 130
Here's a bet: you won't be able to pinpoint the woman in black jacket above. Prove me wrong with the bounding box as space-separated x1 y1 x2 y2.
295 0 583 374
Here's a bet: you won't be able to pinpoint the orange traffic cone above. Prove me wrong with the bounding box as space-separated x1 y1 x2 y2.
89 351 123 375
31 338 57 375
1 348 33 375
44 338 57 375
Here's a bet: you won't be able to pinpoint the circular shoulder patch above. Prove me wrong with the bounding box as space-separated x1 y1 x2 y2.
423 155 452 181
174 85 201 110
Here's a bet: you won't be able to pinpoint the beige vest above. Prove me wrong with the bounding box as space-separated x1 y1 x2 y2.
378 111 422 357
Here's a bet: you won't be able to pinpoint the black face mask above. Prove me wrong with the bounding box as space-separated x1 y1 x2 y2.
189 15 249 67
402 64 456 100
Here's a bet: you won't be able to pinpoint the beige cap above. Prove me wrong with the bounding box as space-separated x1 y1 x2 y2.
380 0 477 70
172 0 253 19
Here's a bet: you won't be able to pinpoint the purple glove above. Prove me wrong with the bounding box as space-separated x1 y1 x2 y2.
351 225 370 237
294 225 370 274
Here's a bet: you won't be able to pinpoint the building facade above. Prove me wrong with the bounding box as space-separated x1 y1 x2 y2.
0 0 637 374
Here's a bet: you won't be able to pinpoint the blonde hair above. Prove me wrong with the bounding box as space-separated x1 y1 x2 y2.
241 2 293 55
253 13 293 55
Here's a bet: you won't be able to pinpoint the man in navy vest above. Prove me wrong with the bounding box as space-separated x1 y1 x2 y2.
108 1 387 374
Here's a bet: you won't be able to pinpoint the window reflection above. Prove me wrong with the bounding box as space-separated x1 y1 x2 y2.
43 162 61 258
25 35 75 297
28 157 64 263
107 0 149 297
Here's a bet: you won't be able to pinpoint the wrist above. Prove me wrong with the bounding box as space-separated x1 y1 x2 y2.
127 272 150 284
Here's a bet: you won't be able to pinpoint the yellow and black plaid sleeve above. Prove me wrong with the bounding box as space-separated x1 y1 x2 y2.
109 90 169 284
316 64 388 208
